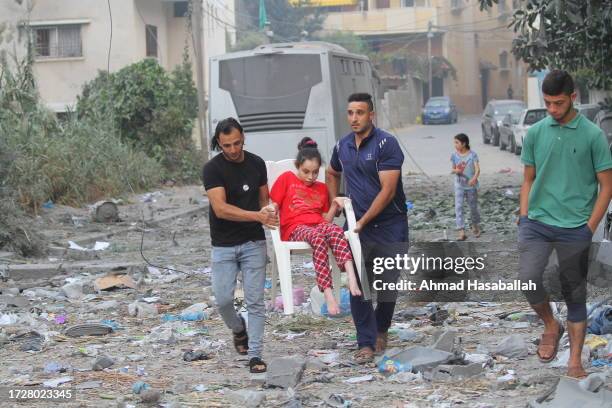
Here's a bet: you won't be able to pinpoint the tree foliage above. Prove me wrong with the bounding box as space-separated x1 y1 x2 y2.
77 57 201 181
479 0 612 89
235 0 326 49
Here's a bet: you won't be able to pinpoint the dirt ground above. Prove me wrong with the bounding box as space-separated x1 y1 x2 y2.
1 172 611 408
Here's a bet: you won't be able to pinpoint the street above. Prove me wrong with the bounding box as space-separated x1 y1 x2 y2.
394 115 523 177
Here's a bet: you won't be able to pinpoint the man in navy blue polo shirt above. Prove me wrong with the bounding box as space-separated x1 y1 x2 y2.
327 93 408 364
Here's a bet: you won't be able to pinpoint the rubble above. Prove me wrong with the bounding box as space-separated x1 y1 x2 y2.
493 334 529 358
388 346 454 372
528 376 612 408
266 356 306 389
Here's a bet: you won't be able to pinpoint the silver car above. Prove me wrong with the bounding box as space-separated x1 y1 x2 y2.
508 108 548 155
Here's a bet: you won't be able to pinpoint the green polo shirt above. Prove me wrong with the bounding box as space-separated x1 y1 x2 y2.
521 112 612 228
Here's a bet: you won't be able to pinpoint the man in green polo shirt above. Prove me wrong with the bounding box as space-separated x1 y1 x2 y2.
519 70 612 378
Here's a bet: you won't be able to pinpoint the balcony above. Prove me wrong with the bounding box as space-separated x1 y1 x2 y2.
322 5 437 36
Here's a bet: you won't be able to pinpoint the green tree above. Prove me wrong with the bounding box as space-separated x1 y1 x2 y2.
235 0 326 48
479 0 612 89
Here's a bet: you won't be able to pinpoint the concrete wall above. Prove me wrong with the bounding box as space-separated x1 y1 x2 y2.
378 81 424 130
0 0 233 112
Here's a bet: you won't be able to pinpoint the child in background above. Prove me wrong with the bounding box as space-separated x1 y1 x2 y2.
451 133 481 240
270 137 361 315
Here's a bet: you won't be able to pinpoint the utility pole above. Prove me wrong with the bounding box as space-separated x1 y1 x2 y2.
427 20 433 101
192 0 209 161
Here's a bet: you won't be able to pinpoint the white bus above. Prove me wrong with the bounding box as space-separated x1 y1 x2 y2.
208 42 379 161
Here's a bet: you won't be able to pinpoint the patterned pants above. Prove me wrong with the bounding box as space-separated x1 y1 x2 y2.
455 186 481 229
289 223 353 291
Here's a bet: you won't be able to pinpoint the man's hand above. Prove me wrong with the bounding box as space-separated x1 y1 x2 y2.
259 205 279 228
586 221 596 234
333 197 347 209
354 220 363 233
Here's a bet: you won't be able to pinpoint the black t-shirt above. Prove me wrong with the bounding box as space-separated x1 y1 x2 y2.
202 151 267 247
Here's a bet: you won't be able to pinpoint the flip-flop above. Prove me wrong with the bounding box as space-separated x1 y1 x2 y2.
537 320 564 363
354 347 374 364
248 357 267 373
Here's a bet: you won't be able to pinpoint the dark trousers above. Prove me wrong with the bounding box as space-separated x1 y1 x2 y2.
350 216 408 349
518 216 592 322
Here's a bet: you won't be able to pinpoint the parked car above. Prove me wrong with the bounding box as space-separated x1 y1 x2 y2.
422 96 458 125
576 103 601 123
503 108 548 155
594 109 612 145
481 99 526 145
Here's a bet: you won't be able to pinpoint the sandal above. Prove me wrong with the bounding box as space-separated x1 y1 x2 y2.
353 346 374 364
233 315 249 356
249 357 267 373
537 320 564 363
375 332 388 355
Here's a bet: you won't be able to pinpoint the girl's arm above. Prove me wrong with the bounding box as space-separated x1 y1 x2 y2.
469 161 481 186
322 197 346 222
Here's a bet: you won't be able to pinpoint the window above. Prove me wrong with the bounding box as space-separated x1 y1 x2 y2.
340 59 351 75
145 25 158 58
173 1 189 17
34 25 82 58
401 0 415 7
499 51 508 70
353 61 365 75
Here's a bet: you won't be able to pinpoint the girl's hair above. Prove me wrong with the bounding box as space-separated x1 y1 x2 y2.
454 133 470 150
295 137 322 167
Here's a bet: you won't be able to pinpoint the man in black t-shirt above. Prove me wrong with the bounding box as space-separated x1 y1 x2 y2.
202 117 278 374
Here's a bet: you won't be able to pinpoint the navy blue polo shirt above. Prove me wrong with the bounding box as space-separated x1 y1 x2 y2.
330 127 407 223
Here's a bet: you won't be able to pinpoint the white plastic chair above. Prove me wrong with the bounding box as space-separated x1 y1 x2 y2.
266 159 363 315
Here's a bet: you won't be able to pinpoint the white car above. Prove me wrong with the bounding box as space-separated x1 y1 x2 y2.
512 108 548 156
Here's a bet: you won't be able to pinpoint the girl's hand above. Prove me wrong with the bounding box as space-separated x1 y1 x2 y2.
468 177 477 187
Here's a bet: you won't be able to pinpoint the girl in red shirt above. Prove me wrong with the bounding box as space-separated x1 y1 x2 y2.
270 138 361 315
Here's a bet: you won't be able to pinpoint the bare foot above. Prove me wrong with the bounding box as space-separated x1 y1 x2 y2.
323 289 340 315
472 225 481 237
457 229 467 241
567 365 588 378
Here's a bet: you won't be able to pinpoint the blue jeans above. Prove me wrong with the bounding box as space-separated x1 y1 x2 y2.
455 186 480 229
211 240 267 358
350 216 408 349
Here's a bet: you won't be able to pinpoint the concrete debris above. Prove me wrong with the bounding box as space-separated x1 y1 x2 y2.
493 335 529 358
0 295 29 308
429 363 484 380
43 376 73 388
344 374 374 384
389 346 454 372
228 390 267 408
139 389 161 404
266 356 306 389
61 282 84 299
91 201 120 223
64 323 113 337
387 371 423 383
578 372 607 393
528 376 612 408
431 329 457 352
128 301 158 318
92 355 115 371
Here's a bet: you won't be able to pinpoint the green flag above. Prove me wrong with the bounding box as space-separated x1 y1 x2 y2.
259 0 267 30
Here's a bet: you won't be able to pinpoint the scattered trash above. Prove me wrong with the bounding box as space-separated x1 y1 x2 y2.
42 200 55 209
344 374 374 384
183 350 210 362
139 389 160 404
94 274 137 291
61 283 84 299
54 314 67 325
551 347 591 368
264 278 273 289
128 301 158 318
132 381 151 394
302 261 314 269
587 305 612 335
100 319 121 331
308 350 339 365
91 201 120 223
504 189 514 197
388 371 423 383
44 362 67 374
68 241 110 251
43 376 72 388
378 356 411 375
584 334 607 350
387 346 453 372
65 323 114 337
